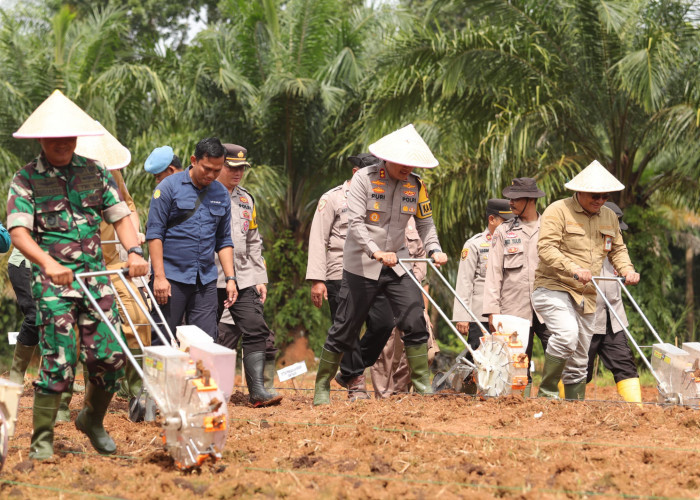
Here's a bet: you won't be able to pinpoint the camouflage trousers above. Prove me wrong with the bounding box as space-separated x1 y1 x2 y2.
34 277 126 394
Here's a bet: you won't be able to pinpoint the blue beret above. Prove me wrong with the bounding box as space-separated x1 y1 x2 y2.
144 146 175 174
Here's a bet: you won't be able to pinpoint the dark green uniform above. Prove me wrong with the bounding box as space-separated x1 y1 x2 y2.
7 153 132 394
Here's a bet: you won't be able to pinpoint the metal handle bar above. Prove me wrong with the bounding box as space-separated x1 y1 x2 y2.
590 275 664 388
397 258 486 368
74 268 176 381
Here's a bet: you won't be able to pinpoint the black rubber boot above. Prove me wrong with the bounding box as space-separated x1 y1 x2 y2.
264 357 278 396
75 382 117 454
564 382 586 400
9 342 35 386
405 344 433 395
29 392 61 460
313 348 343 406
243 351 283 408
537 353 568 399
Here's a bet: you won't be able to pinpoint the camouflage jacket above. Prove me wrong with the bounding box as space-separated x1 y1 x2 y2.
7 153 131 296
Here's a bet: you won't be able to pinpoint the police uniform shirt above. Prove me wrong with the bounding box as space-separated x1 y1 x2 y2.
343 164 440 280
215 185 268 290
146 167 232 286
453 228 492 323
483 217 543 325
306 181 350 282
594 258 629 334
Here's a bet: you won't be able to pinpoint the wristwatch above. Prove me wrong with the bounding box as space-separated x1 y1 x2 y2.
127 246 144 257
225 276 237 282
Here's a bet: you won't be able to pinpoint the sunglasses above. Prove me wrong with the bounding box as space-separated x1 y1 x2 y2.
590 193 611 201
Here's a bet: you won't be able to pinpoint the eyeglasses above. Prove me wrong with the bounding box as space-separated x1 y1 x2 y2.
590 193 611 201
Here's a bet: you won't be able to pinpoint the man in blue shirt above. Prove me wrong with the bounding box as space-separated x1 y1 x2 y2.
146 137 237 341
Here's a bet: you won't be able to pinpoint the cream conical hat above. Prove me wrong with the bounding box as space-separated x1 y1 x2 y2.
564 160 625 192
368 124 438 168
13 90 104 139
75 121 131 170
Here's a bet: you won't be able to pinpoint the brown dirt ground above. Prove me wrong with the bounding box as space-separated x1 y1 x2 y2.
2 375 699 500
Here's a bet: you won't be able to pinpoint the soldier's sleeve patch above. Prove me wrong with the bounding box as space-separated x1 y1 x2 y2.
250 204 258 229
317 198 327 212
153 189 161 199
461 248 469 260
416 179 432 219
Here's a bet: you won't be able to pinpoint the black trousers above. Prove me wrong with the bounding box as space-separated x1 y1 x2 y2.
156 277 218 344
463 322 489 362
586 311 638 383
326 280 395 383
324 268 427 357
8 263 39 346
216 286 276 355
527 315 551 384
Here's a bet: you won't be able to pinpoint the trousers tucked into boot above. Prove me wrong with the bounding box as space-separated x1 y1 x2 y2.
313 348 343 406
405 344 433 395
29 391 61 460
537 352 568 398
75 382 117 455
56 386 74 423
244 351 283 407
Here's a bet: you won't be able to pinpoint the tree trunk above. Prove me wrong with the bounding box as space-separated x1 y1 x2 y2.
686 246 695 341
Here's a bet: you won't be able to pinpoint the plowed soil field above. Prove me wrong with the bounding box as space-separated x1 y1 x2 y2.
2 375 699 499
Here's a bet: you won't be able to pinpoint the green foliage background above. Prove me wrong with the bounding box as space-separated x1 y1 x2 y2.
0 0 698 372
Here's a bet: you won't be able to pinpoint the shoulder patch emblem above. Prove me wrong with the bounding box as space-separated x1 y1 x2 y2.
369 213 380 222
239 196 249 203
461 248 469 260
317 199 327 212
153 189 161 199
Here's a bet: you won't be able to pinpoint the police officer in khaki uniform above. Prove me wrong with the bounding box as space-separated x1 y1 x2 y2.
483 179 551 396
533 161 639 400
313 124 448 406
214 144 282 407
453 199 513 352
586 202 641 402
306 153 394 401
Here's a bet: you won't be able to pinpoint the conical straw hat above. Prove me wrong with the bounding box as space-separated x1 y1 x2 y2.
368 124 438 168
564 160 625 192
13 90 104 139
75 121 131 170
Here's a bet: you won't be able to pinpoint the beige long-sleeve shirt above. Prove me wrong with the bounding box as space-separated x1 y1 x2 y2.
306 181 350 282
453 228 491 322
215 185 268 290
595 258 629 334
534 196 634 314
343 164 440 279
483 218 543 324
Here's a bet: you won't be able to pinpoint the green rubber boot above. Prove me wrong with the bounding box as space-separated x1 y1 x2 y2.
9 342 36 386
55 387 73 423
405 344 433 395
564 382 586 400
313 348 343 406
75 382 117 455
29 392 61 460
523 383 532 398
537 353 568 399
264 357 278 396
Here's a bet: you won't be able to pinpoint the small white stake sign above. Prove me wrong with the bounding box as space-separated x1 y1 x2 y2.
277 361 307 382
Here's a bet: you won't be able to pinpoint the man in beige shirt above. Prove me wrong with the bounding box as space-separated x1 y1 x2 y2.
306 153 394 401
313 125 448 405
482 179 551 396
214 144 282 408
533 160 640 400
454 199 513 355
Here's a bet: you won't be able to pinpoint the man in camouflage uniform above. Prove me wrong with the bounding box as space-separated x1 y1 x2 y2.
7 90 148 460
